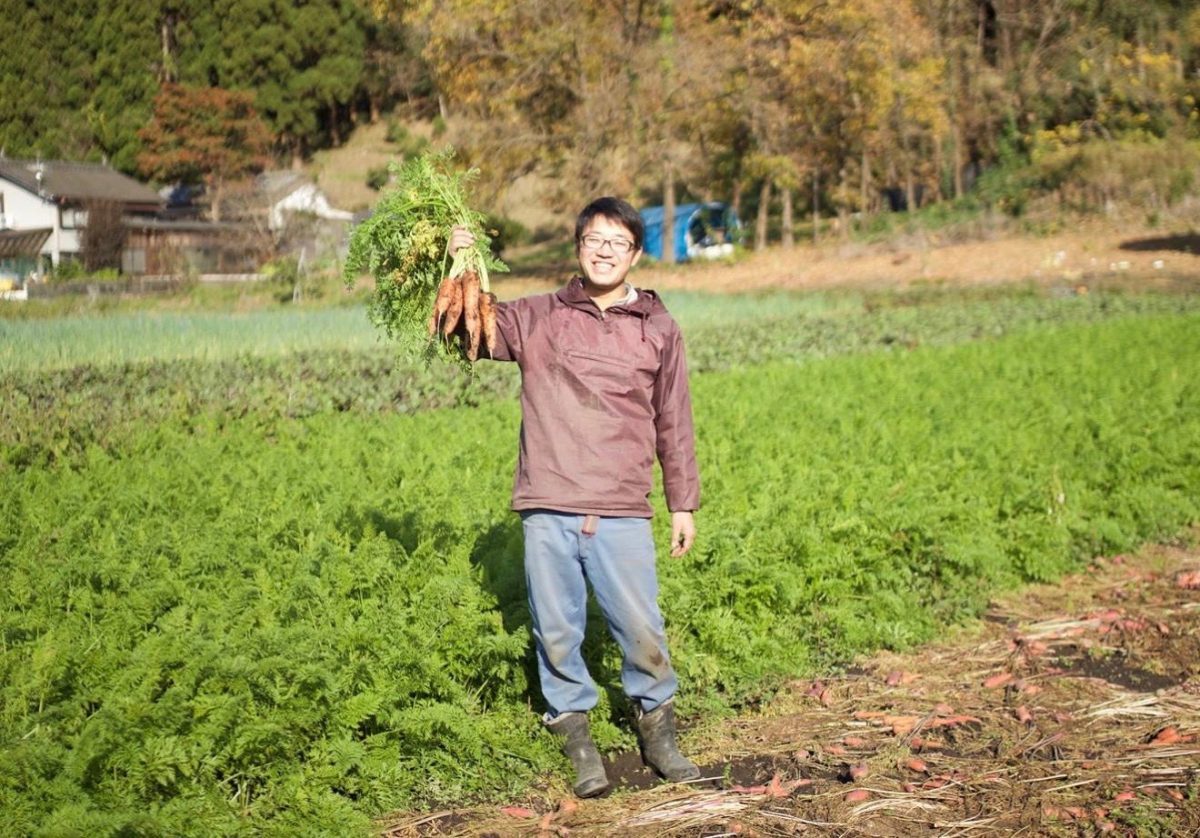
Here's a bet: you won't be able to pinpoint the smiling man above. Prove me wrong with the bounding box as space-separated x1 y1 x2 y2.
448 197 701 797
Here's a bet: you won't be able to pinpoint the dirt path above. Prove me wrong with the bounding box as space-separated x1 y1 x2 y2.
495 223 1200 299
380 539 1200 837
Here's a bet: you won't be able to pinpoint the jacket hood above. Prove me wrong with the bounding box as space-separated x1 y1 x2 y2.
556 275 665 319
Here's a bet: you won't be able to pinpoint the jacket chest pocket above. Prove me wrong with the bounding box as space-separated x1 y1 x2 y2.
564 347 655 375
562 348 657 400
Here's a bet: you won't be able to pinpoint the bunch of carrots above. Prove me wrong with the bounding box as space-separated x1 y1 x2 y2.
428 269 498 361
343 149 508 364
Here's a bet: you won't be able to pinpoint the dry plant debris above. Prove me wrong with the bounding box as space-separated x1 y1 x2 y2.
379 540 1199 837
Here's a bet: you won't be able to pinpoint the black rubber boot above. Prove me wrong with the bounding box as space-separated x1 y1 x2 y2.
637 702 700 782
545 712 610 798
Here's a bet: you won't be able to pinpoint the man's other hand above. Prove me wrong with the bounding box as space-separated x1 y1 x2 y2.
669 511 696 558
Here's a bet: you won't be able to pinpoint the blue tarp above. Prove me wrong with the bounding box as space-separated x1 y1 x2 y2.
640 202 741 262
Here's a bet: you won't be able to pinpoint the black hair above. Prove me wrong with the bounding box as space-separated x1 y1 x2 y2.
574 196 644 252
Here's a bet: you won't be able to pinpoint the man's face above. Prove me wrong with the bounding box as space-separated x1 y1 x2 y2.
577 215 642 291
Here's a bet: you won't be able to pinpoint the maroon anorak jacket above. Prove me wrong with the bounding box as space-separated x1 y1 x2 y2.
490 277 700 518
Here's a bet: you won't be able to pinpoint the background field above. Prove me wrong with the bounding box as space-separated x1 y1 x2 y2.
2 276 1198 835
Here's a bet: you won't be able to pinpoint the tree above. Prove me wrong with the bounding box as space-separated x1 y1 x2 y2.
137 84 273 221
355 1 436 121
80 200 127 273
171 0 367 165
404 0 732 236
0 0 159 170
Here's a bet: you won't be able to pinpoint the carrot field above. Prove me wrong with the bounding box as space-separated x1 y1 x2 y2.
1 286 1198 835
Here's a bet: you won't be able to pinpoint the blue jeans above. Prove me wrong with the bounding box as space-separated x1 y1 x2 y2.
521 511 678 718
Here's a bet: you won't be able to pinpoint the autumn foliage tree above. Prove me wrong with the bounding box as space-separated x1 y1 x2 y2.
137 84 273 221
4 0 1197 239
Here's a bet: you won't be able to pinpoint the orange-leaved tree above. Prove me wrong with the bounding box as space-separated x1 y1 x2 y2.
137 84 273 222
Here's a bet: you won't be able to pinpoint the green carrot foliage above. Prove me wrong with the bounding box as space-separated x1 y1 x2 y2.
1 298 1198 834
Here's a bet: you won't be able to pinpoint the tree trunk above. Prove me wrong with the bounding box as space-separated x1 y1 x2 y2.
755 178 771 251
329 103 341 146
159 14 176 83
953 122 964 199
812 170 820 243
662 162 677 264
838 163 849 240
210 178 223 223
933 137 944 204
781 187 793 249
860 148 870 217
731 179 743 225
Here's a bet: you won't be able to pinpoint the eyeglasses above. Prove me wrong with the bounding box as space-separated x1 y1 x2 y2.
579 234 636 254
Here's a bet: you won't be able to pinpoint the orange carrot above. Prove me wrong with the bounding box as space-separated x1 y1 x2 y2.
441 276 463 338
461 270 481 360
479 291 498 358
983 671 1014 689
430 275 457 336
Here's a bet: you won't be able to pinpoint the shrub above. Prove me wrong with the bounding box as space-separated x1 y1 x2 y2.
483 215 529 258
366 165 390 191
384 121 431 159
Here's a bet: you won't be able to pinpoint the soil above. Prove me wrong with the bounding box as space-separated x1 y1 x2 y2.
493 221 1200 300
378 538 1200 837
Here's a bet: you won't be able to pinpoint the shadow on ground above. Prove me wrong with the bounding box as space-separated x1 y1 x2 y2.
1118 234 1200 253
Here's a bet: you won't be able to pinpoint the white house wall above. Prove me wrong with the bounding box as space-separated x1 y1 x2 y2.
0 180 73 265
270 184 353 231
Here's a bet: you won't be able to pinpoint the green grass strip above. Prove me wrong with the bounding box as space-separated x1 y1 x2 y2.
1 313 1197 834
3 285 1198 374
5 288 1200 469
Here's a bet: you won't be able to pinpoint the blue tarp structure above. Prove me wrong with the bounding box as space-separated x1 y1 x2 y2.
640 202 741 262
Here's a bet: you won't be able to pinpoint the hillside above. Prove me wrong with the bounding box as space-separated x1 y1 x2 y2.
306 118 569 238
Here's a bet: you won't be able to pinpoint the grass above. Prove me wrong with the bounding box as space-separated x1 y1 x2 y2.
0 273 373 322
0 307 387 372
8 282 1200 375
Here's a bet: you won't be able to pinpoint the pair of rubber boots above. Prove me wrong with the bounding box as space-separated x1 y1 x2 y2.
545 702 700 798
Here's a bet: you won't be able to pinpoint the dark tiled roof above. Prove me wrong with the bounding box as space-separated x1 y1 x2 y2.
0 158 161 206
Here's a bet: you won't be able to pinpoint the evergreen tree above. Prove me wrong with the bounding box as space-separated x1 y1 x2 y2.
173 0 367 164
82 0 162 170
0 2 94 161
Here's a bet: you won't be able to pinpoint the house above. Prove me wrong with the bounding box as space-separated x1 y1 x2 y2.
257 171 353 232
121 217 259 276
0 227 52 290
0 157 162 275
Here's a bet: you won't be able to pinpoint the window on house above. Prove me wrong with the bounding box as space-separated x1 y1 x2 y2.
122 248 146 275
60 207 89 229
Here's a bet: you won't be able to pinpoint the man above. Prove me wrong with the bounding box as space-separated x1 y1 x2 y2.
448 197 700 797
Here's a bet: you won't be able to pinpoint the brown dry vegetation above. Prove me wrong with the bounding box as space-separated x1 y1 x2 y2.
379 537 1200 838
494 222 1200 301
